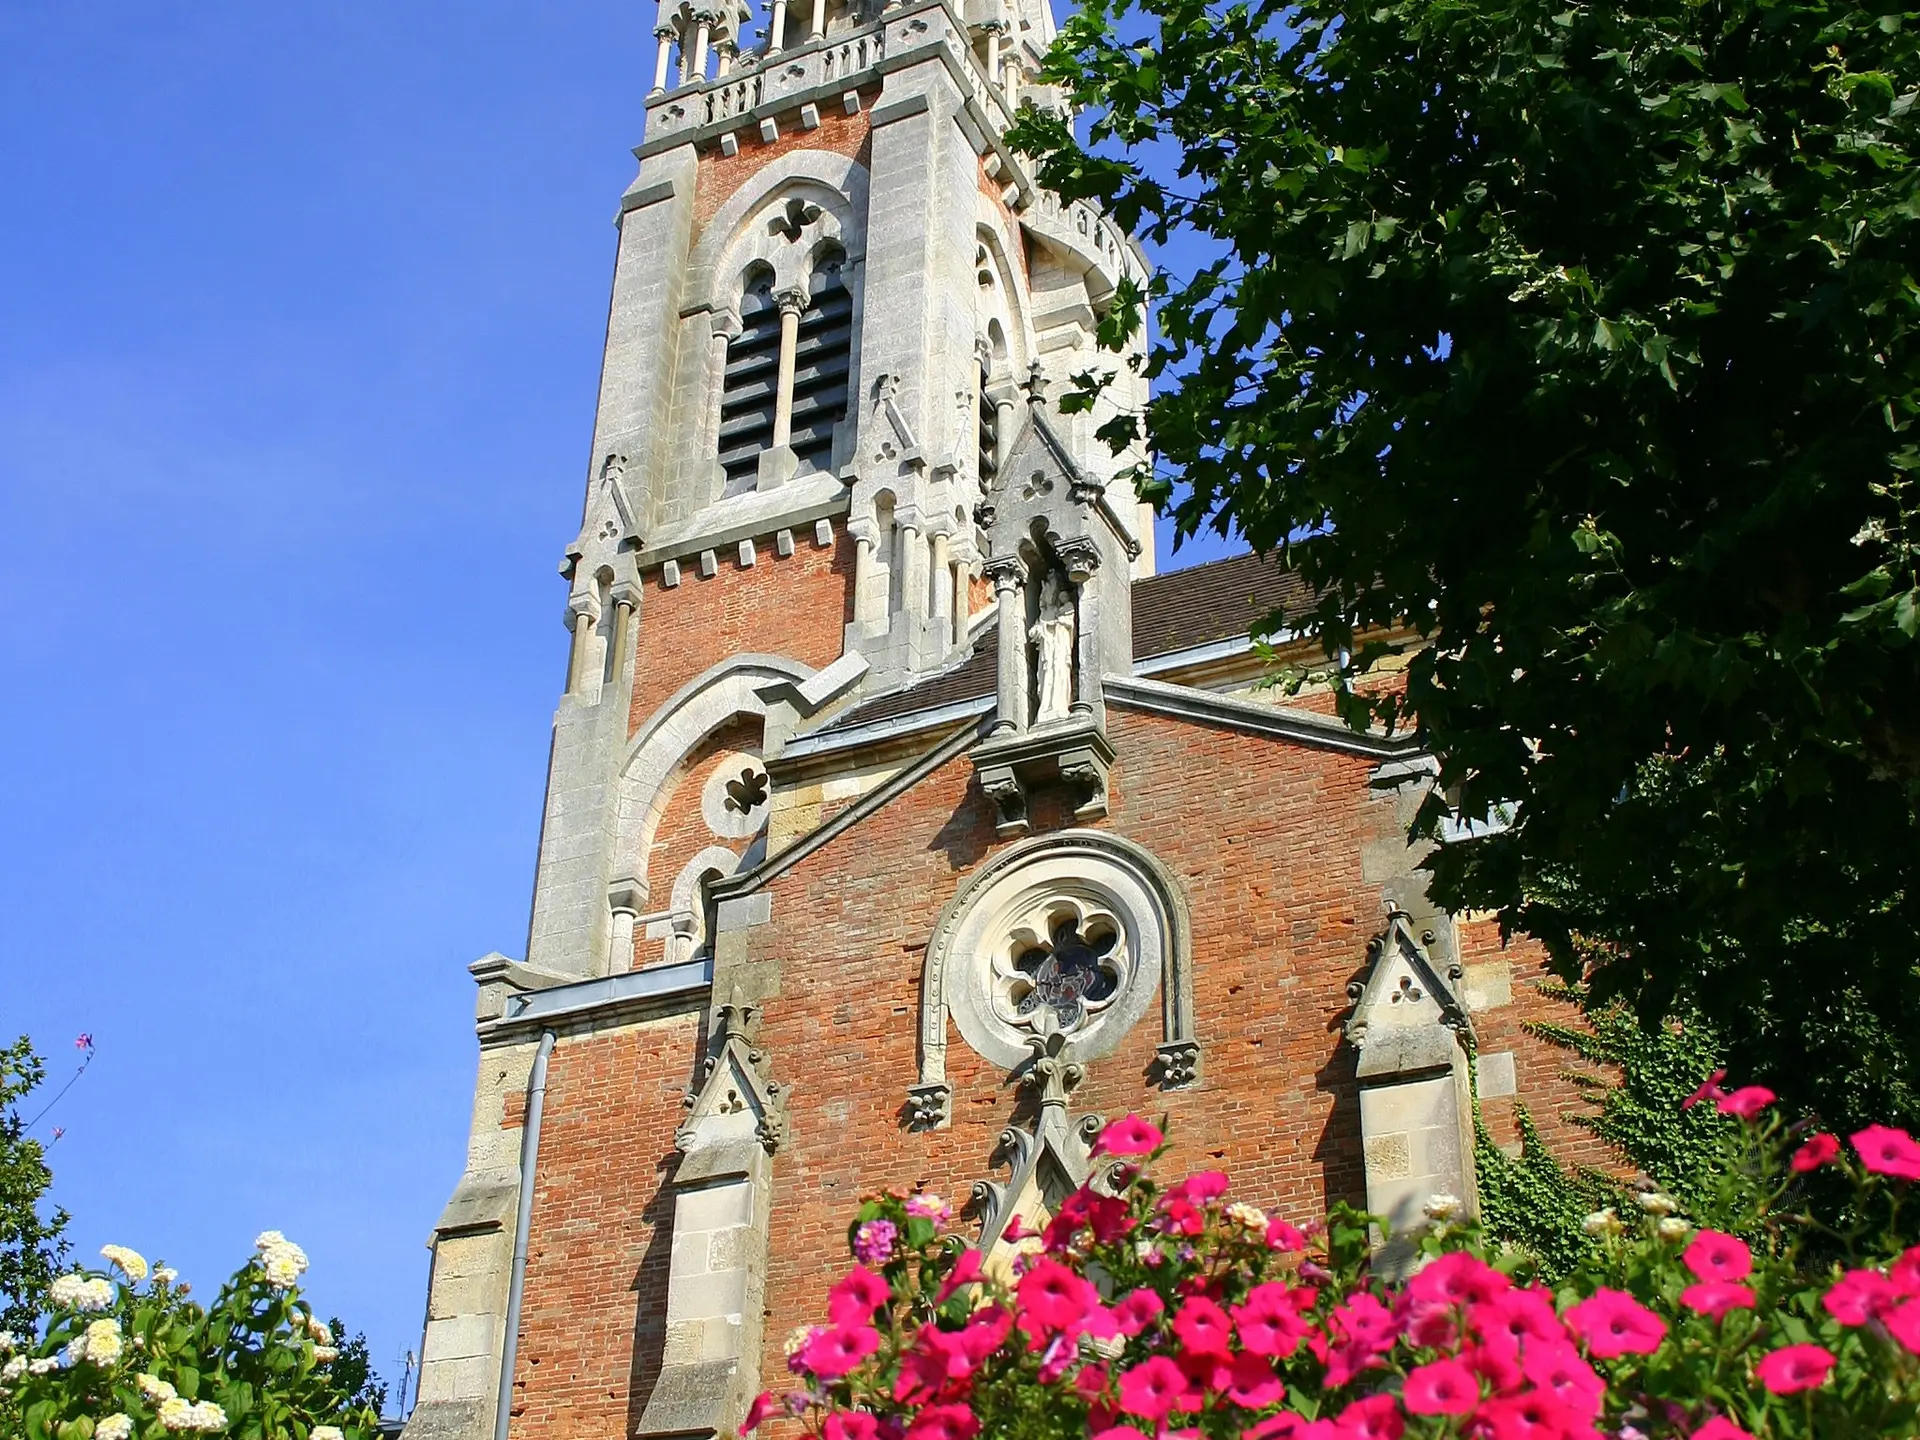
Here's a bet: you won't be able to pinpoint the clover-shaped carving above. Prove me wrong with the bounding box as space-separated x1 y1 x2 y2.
768 197 823 242
724 766 769 815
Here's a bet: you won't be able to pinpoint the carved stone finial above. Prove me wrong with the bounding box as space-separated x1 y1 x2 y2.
1023 359 1048 404
1020 1023 1084 1110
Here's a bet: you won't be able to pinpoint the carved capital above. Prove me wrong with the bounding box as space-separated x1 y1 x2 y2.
1053 535 1100 582
981 554 1026 592
654 21 681 39
976 762 1028 837
772 284 810 316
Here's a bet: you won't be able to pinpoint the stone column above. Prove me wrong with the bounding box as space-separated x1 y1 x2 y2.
952 562 970 647
565 597 600 698
853 532 874 617
609 580 640 688
766 0 789 53
689 15 713 78
770 287 807 449
982 24 1002 87
986 558 1026 734
651 24 677 91
715 39 736 75
898 511 926 633
808 0 828 41
929 531 953 634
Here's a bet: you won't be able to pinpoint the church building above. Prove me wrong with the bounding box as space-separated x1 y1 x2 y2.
401 2 1602 1437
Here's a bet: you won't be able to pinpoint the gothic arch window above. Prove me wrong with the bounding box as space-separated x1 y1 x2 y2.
718 265 781 494
788 246 853 477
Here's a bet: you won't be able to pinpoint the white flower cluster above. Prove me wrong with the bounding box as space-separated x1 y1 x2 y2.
1224 1201 1270 1232
1636 1190 1678 1216
1581 1206 1624 1238
154 1266 179 1287
67 1318 124 1367
138 1373 178 1403
47 1274 115 1312
0 1331 14 1353
100 1245 149 1282
1423 1193 1463 1222
312 1427 345 1440
1 1356 26 1382
157 1397 228 1432
254 1231 309 1290
97 1415 134 1440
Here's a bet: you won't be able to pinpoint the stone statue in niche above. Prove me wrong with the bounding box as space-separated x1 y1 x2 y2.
1028 568 1077 725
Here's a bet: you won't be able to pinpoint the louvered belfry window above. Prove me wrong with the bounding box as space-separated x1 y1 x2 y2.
716 253 853 494
789 253 853 475
718 270 780 495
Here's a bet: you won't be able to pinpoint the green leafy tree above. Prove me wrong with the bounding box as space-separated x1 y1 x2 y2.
1 1037 71 1335
1011 0 1920 1129
323 1321 387 1419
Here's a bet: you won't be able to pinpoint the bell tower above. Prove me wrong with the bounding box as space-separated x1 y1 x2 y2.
406 5 1151 1439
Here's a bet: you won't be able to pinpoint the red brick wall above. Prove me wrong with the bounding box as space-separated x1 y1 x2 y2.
745 707 1467 1383
693 107 874 244
629 530 855 735
509 1014 705 1440
629 715 767 969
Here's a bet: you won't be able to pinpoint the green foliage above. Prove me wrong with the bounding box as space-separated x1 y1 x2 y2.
1473 1101 1611 1279
0 1239 379 1440
323 1322 386 1421
1009 0 1920 1131
0 1037 71 1336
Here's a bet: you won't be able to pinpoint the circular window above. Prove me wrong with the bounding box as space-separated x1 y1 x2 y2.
935 832 1182 1072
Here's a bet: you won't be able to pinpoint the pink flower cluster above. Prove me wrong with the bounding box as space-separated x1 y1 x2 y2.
750 1105 1920 1440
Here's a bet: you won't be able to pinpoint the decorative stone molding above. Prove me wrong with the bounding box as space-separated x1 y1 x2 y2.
1344 911 1477 1275
913 829 1196 1109
970 716 1113 836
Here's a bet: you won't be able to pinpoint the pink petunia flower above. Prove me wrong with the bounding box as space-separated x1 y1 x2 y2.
800 1323 882 1379
1265 1217 1308 1252
1691 1420 1756 1440
1715 1086 1775 1121
1473 1390 1582 1440
1171 1296 1235 1358
1824 1268 1901 1325
1682 1068 1728 1110
1118 1356 1190 1422
1403 1358 1480 1416
1680 1282 1756 1321
1790 1133 1841 1173
742 1392 780 1432
1884 1299 1920 1356
1463 1336 1524 1395
1520 1341 1603 1419
828 1265 893 1324
826 1414 882 1440
1094 1115 1165 1157
934 1249 982 1305
1114 1287 1166 1337
1090 1430 1152 1440
1330 1292 1400 1354
1754 1344 1835 1394
1234 1283 1311 1358
904 1403 979 1440
1225 1351 1285 1409
1408 1251 1510 1309
1336 1395 1404 1440
1565 1288 1666 1359
1473 1287 1565 1350
1682 1231 1753 1284
1017 1259 1098 1335
1853 1125 1920 1182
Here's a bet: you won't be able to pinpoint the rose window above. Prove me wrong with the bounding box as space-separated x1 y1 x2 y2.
989 899 1129 1039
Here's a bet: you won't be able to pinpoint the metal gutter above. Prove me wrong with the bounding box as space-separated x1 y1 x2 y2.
493 1028 555 1440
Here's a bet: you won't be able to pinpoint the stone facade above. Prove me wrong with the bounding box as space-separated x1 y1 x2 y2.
400 6 1608 1439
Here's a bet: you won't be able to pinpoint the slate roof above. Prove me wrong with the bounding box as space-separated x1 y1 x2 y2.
819 550 1312 733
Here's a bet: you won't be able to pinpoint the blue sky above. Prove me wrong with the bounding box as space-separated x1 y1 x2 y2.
1 1 1237 1403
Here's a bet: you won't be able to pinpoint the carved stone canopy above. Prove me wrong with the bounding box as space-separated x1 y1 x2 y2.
1344 911 1473 1081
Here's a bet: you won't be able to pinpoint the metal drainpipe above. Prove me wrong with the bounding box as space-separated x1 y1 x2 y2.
492 1029 556 1440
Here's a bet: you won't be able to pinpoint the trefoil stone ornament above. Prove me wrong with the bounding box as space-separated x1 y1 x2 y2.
677 989 787 1157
